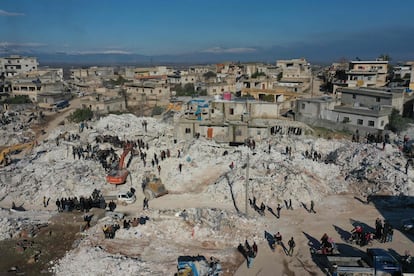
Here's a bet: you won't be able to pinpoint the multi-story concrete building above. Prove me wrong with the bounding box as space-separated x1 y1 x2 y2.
11 79 66 103
174 97 310 142
124 66 173 79
0 55 38 77
124 81 170 107
340 87 403 112
70 66 114 80
80 94 126 114
296 87 404 132
276 58 311 82
346 60 388 87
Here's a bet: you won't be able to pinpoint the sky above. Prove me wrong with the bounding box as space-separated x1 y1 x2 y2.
1 0 414 63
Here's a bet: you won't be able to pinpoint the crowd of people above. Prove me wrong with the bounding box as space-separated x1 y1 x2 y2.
102 224 120 239
122 216 150 229
237 240 258 268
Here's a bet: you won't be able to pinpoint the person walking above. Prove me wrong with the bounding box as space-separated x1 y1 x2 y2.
143 197 149 210
287 237 295 256
310 200 316 213
252 242 258 257
276 204 282 218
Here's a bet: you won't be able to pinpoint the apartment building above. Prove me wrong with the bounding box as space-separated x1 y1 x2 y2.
276 58 311 82
0 55 38 77
346 60 388 87
70 66 114 80
11 79 66 102
124 81 170 106
296 87 404 132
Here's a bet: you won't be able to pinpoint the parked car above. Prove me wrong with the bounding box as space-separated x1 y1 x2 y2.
401 217 414 233
366 248 402 276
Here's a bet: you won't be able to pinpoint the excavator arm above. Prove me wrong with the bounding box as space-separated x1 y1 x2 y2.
118 143 133 170
0 142 35 165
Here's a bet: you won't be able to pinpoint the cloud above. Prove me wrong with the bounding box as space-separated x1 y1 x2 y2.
0 9 24 16
0 42 46 48
69 50 132 55
202 47 257 54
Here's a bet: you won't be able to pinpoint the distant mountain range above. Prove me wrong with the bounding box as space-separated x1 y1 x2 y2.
36 51 274 66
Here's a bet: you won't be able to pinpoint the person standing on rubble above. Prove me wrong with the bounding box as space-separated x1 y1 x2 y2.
276 203 282 218
287 237 295 256
252 242 258 257
143 197 149 210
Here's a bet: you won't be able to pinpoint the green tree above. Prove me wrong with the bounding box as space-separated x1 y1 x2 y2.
3 95 31 104
277 72 283 81
203 71 216 79
173 83 197 96
68 108 93 123
262 94 274 102
251 70 266 78
378 54 391 61
386 108 412 133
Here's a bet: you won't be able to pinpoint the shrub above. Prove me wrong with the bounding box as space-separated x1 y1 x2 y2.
68 108 93 123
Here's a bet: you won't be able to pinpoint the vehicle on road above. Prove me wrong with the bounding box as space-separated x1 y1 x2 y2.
53 100 70 110
401 217 414 233
103 190 136 205
366 248 402 276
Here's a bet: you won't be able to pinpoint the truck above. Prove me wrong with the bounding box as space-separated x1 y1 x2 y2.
142 172 168 200
103 190 136 205
325 248 404 276
327 256 374 275
54 100 70 110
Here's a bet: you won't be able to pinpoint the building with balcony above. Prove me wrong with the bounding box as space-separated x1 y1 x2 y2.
0 55 38 77
346 60 388 87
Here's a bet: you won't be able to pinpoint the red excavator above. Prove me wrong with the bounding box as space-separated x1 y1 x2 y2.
106 143 133 185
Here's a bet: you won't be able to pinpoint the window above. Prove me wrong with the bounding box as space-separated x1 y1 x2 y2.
159 90 162 93
357 119 363 125
229 108 234 115
352 94 356 99
381 120 384 126
236 129 242 136
185 128 191 134
301 103 305 109
257 130 261 135
376 97 380 102
368 120 375 127
211 109 214 114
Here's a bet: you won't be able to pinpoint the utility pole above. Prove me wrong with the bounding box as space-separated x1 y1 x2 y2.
245 152 249 217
